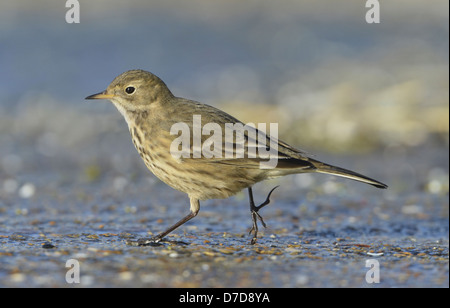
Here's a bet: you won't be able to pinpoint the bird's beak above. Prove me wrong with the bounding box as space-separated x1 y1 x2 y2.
85 91 115 100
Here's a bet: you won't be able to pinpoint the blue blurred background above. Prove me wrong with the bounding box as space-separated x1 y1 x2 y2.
0 0 448 289
0 0 448 194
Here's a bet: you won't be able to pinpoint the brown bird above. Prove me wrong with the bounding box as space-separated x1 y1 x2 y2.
86 69 387 245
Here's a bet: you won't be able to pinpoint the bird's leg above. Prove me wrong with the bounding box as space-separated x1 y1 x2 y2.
248 186 279 245
127 198 200 246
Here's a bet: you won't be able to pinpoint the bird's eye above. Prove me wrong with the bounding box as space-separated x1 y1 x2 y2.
125 86 136 94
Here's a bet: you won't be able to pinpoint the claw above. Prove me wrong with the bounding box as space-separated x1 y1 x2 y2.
248 186 279 244
125 237 163 247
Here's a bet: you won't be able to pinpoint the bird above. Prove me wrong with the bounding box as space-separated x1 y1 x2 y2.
86 69 387 245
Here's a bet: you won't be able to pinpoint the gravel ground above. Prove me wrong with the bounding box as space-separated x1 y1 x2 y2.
0 149 448 288
0 0 448 289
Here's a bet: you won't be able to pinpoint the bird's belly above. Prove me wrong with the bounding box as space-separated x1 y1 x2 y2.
140 151 259 200
130 127 263 200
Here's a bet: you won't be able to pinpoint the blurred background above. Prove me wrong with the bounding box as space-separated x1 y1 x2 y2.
0 0 448 288
0 0 448 196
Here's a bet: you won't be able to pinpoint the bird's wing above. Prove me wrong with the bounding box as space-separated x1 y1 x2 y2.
167 99 314 170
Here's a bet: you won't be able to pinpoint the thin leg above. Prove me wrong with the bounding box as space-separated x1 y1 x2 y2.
127 198 200 246
248 186 279 245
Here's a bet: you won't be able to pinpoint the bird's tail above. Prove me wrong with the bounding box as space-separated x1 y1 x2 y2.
310 159 388 189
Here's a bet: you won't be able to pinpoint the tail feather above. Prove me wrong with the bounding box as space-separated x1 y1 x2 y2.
310 159 388 189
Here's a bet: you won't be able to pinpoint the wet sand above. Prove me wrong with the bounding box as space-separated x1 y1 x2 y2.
0 150 448 288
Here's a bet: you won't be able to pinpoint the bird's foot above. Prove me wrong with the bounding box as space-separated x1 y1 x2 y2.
248 186 279 245
126 236 189 246
125 237 163 247
249 211 267 245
